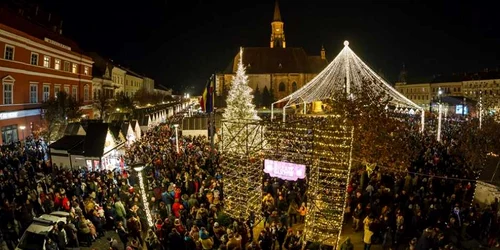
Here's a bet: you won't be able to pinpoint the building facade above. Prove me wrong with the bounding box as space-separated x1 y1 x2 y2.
112 66 126 96
124 70 143 97
143 77 155 93
0 5 93 144
216 1 328 107
395 69 500 113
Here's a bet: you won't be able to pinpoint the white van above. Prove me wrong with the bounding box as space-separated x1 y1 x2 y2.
15 212 70 250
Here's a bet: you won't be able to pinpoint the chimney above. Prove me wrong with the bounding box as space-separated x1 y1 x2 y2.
35 5 38 16
59 20 63 35
48 13 51 22
485 68 489 72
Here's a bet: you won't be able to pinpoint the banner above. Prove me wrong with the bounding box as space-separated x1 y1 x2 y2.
200 76 215 113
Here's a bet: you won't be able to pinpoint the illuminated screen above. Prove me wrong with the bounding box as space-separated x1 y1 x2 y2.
456 105 468 115
264 159 306 181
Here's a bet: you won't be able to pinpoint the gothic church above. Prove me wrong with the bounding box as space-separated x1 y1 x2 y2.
216 1 328 107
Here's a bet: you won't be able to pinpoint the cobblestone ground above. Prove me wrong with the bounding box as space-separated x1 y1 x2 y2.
78 230 123 250
251 222 384 250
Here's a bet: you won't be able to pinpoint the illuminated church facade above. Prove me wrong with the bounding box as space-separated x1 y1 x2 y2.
215 1 328 107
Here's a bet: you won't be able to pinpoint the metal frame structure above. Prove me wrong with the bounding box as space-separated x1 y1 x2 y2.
264 116 354 248
220 119 266 222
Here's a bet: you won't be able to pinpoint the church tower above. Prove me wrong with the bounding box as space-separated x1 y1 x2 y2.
270 0 286 48
321 45 326 60
398 64 408 84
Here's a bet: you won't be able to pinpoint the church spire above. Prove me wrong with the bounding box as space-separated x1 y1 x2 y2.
398 63 408 84
270 0 285 48
273 0 282 21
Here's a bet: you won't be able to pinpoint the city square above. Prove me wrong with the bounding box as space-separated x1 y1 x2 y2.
0 1 500 250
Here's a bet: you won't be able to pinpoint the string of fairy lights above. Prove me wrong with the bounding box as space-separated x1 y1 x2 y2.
274 41 421 111
221 120 265 222
264 118 354 248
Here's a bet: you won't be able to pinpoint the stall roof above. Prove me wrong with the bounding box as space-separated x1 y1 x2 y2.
49 135 85 150
83 123 109 157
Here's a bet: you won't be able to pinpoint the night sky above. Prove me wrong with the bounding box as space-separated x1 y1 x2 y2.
36 0 499 94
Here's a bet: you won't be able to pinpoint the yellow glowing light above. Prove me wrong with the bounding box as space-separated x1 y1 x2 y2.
264 118 354 248
135 166 154 227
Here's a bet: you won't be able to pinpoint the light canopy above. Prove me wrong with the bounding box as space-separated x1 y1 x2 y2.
274 41 421 110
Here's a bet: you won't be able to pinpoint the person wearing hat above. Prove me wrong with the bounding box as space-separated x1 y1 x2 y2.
199 227 214 250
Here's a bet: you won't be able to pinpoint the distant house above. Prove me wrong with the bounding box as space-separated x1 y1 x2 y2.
49 123 126 170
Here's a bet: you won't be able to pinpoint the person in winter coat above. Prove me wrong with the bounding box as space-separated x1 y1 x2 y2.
199 227 214 250
44 237 58 250
145 229 162 250
116 221 129 250
168 228 184 250
340 237 354 250
78 216 92 247
363 215 374 250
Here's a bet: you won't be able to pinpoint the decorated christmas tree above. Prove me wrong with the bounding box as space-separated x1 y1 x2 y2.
222 47 262 155
221 48 264 221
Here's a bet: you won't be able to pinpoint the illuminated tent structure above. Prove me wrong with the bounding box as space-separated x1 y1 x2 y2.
271 41 424 132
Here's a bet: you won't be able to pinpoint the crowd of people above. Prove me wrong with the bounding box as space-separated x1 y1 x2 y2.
0 109 497 250
343 118 498 250
0 135 153 250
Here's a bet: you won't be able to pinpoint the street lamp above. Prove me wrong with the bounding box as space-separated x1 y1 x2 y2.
19 125 26 141
133 166 153 227
437 88 442 142
173 124 179 153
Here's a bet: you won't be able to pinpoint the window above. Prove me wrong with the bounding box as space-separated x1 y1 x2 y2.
3 83 13 104
55 59 61 70
54 85 60 98
2 125 18 144
72 86 78 100
292 82 298 92
64 61 70 72
84 85 89 101
43 56 50 67
30 84 38 103
30 53 38 65
84 66 89 75
279 82 286 92
4 45 14 60
64 86 69 93
72 63 78 74
43 85 50 101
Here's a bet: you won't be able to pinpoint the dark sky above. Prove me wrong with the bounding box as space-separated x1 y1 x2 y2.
36 0 499 94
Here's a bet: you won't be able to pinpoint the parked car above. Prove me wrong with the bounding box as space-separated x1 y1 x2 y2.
15 212 70 250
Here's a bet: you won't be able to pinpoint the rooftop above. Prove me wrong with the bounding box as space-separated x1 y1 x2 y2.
224 47 328 74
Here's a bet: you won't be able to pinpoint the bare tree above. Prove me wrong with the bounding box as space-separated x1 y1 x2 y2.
93 92 111 120
41 91 83 141
324 84 422 171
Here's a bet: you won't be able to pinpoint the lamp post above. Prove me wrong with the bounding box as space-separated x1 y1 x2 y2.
437 88 443 142
173 124 179 153
133 166 153 227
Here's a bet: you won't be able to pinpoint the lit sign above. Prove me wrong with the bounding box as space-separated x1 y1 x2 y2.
0 109 41 120
456 105 468 115
44 38 72 51
264 159 306 181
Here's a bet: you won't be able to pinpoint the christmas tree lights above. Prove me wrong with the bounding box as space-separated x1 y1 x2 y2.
221 47 264 222
222 47 262 155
